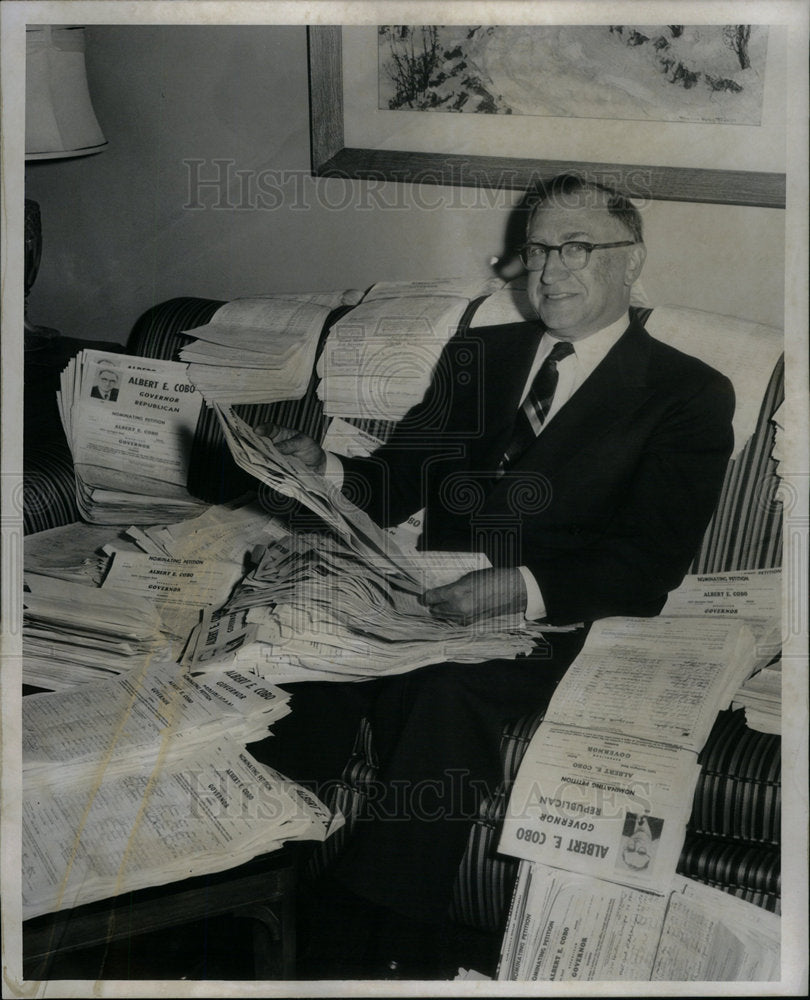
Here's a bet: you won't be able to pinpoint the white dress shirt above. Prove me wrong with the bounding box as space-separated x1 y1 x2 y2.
324 312 631 620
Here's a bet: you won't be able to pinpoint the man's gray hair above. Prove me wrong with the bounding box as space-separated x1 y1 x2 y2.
527 174 644 244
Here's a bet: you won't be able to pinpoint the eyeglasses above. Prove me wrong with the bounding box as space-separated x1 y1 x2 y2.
519 240 637 272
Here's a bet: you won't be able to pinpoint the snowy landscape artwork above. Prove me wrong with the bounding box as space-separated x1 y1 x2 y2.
377 25 768 125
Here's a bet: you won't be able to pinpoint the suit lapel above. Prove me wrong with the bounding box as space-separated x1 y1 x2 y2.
475 321 543 443
502 318 657 476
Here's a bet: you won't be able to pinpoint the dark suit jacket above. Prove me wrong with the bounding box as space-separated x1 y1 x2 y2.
341 311 735 626
91 386 118 401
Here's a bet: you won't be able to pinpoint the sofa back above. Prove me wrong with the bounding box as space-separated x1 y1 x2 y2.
129 290 784 573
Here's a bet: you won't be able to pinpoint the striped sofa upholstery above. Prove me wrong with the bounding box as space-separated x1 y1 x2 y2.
125 296 784 928
677 708 781 911
689 354 784 574
23 443 81 536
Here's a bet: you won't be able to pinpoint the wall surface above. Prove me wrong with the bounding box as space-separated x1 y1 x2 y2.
25 25 785 344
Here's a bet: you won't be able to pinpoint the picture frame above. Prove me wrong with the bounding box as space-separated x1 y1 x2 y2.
308 25 786 208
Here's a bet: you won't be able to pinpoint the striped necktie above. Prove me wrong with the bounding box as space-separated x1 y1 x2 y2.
501 340 575 470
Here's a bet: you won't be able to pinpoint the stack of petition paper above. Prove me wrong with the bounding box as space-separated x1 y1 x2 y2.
495 614 776 983
98 549 245 644
179 291 362 404
662 568 782 734
497 862 780 982
732 659 781 734
58 350 206 524
21 502 279 690
23 651 291 785
499 616 761 892
662 568 781 665
23 736 337 920
22 653 338 919
317 277 504 420
22 572 168 690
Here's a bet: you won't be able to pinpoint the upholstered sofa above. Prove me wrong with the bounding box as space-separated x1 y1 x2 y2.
23 286 784 941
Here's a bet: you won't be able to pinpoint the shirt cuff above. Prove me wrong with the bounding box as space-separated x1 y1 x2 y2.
518 565 547 621
323 451 345 491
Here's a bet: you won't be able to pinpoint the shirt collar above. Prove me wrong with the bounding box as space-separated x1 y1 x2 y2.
541 312 630 377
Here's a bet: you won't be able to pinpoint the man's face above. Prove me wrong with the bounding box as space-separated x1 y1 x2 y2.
622 815 653 870
623 822 652 868
526 192 645 341
98 371 118 393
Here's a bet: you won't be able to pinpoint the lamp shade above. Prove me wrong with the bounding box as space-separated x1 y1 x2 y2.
26 25 107 159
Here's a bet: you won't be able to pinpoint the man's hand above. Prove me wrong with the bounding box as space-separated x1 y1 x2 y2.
254 423 326 475
423 568 528 625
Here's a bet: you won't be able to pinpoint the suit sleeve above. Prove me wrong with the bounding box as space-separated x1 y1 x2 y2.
339 424 454 529
528 370 735 625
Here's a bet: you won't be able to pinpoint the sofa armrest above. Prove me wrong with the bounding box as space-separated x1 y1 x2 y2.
23 443 80 535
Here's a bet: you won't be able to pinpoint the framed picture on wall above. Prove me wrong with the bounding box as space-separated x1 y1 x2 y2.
309 24 786 207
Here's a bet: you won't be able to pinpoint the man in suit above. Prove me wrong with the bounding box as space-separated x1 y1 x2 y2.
90 368 119 401
252 174 734 977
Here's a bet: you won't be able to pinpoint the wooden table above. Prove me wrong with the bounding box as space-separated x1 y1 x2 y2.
23 846 300 981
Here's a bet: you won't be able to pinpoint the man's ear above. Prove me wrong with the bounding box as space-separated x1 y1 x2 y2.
624 243 647 286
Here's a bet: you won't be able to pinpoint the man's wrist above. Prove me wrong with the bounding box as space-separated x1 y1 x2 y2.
323 451 345 489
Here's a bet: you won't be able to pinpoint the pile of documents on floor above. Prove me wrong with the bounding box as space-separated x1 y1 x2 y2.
496 613 781 982
178 290 362 404
316 277 504 421
22 651 339 919
58 350 207 524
